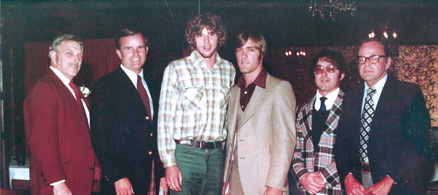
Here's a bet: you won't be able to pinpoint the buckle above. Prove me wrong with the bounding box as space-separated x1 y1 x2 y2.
199 141 215 149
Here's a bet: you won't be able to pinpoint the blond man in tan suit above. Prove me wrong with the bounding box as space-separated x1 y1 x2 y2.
223 30 296 195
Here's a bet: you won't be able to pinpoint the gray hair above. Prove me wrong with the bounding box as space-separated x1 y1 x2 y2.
49 34 84 57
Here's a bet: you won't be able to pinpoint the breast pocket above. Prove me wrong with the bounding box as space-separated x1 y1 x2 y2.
183 87 206 110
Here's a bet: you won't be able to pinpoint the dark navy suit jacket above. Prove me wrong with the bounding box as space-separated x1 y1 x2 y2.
335 75 432 194
90 67 162 194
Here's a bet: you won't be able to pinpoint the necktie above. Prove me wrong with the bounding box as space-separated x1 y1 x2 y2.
137 75 152 120
320 97 327 111
359 87 376 163
69 81 84 110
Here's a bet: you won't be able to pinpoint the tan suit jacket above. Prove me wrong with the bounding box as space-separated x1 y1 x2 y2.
224 74 297 194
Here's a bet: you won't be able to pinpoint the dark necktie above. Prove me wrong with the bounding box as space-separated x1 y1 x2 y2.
359 87 377 163
69 81 85 110
137 75 152 120
320 97 327 111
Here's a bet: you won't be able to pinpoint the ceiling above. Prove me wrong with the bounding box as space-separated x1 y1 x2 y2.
2 0 438 51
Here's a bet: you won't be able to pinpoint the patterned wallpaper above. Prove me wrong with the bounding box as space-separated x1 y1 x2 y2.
267 45 438 127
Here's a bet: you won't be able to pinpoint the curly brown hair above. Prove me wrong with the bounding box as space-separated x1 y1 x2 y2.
185 12 227 51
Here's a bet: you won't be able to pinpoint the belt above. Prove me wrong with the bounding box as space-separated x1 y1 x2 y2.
362 162 371 173
175 140 223 150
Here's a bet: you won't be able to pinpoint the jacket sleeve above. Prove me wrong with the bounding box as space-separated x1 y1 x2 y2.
265 82 297 191
24 82 66 185
292 106 310 180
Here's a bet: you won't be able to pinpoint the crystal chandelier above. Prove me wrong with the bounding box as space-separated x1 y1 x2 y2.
309 0 357 21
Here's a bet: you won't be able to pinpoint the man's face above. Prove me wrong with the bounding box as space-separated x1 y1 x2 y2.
236 38 263 76
314 59 344 96
358 41 391 87
116 33 148 74
195 27 218 59
50 40 83 80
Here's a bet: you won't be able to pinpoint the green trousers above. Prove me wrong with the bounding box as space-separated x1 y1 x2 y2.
170 144 224 195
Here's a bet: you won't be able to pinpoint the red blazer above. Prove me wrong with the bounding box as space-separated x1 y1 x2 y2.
24 69 99 195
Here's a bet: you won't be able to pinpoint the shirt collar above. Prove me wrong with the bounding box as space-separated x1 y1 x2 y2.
120 64 144 87
237 68 267 89
190 50 222 70
364 73 387 96
315 87 340 110
50 66 71 86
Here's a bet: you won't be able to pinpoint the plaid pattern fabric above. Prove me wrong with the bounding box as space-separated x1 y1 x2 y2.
157 51 236 167
292 90 344 195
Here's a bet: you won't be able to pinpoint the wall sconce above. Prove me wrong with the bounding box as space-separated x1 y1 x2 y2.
285 48 307 67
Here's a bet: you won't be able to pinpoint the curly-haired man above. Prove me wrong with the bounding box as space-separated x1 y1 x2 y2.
158 12 235 194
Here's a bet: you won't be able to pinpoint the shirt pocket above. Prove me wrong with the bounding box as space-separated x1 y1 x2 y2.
183 86 206 110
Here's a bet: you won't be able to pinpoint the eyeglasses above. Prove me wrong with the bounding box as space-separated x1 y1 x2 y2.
313 65 338 74
357 55 387 64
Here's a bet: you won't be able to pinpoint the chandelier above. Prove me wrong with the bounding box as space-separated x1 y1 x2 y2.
309 0 357 21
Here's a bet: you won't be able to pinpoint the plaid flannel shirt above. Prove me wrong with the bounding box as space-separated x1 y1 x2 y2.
292 90 344 195
157 50 235 168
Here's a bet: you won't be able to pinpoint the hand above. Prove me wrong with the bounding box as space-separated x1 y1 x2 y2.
363 176 394 195
299 172 326 194
52 182 72 195
166 166 183 192
159 177 169 195
114 177 134 195
222 182 229 195
264 186 283 195
344 174 365 195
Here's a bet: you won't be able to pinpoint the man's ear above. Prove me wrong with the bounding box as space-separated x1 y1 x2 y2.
340 73 345 81
49 50 57 65
385 57 392 70
116 49 122 60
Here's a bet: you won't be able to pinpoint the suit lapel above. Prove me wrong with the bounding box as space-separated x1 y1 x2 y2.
48 70 78 105
372 76 394 130
115 68 151 122
352 86 365 123
228 85 240 136
237 74 270 128
47 70 90 130
323 90 344 135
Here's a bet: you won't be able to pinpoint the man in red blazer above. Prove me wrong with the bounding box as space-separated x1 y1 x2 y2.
24 34 100 195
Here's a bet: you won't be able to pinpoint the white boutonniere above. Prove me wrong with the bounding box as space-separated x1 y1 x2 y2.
79 85 91 97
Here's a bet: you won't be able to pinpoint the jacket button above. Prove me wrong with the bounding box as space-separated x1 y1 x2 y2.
148 151 153 155
145 116 150 120
150 133 153 137
90 167 94 170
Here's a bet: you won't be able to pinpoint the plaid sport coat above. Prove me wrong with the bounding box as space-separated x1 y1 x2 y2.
292 90 344 195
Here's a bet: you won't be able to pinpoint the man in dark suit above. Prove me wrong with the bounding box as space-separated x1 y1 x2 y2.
335 39 432 195
24 34 100 195
90 28 166 195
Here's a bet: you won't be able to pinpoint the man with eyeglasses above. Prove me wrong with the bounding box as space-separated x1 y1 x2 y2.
292 50 346 195
335 39 432 195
